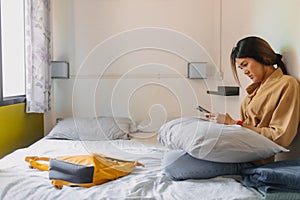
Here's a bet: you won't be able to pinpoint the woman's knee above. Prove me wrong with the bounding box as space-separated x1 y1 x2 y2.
162 153 215 180
162 153 251 180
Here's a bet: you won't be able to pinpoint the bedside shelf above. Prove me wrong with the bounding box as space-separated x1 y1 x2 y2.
207 86 239 96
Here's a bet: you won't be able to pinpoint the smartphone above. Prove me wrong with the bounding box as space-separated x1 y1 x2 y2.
196 105 210 113
196 105 211 121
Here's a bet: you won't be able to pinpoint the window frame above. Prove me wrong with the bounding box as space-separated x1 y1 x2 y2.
0 0 26 106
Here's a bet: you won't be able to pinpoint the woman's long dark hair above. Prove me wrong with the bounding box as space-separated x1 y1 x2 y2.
230 36 288 85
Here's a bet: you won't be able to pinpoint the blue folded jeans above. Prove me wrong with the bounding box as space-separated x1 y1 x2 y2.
162 150 254 180
242 158 300 192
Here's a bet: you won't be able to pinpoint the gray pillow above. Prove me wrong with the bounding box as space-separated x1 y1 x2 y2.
158 117 288 163
46 116 137 141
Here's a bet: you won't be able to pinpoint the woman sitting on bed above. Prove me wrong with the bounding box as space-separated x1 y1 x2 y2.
163 36 300 180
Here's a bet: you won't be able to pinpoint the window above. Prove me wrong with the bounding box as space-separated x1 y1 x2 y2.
0 0 26 106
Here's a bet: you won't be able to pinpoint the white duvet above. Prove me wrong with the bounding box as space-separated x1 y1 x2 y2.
0 135 262 200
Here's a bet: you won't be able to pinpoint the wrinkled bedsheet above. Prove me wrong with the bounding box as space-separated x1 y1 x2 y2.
0 135 262 200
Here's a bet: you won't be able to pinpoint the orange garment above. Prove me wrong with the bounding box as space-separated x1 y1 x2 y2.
25 154 144 189
240 68 300 148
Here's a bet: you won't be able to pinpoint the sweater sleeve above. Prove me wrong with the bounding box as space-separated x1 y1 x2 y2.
259 80 300 147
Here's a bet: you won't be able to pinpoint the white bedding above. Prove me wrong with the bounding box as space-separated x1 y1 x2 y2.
158 117 288 163
0 133 263 200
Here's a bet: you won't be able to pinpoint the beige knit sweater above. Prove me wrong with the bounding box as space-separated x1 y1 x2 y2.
240 68 300 148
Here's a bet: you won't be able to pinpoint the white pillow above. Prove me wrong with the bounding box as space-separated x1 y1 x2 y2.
46 116 137 141
158 117 288 163
137 118 164 132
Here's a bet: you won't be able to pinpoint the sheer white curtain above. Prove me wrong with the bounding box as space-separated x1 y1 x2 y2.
24 0 51 113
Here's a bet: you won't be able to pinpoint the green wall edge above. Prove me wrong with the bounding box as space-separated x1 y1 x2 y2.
0 103 44 158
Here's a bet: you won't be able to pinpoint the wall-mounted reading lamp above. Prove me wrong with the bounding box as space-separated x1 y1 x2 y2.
187 62 207 79
51 61 69 79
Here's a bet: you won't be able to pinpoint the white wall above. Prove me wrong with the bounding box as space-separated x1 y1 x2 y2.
47 0 300 160
222 0 300 85
46 0 224 133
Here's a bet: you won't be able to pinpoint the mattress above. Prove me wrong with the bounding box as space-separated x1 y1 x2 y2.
0 132 263 200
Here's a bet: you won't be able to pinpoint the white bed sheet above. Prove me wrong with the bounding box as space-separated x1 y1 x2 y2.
0 133 263 200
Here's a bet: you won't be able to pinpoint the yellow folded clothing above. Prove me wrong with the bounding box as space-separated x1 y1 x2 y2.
25 153 144 189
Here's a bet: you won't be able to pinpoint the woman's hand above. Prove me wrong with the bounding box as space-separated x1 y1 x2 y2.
207 113 237 125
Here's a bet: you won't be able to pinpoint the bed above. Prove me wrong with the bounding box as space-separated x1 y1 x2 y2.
0 116 270 200
1 115 299 200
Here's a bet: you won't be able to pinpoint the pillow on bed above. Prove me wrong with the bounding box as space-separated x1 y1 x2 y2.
158 117 288 163
137 118 166 132
46 116 137 141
